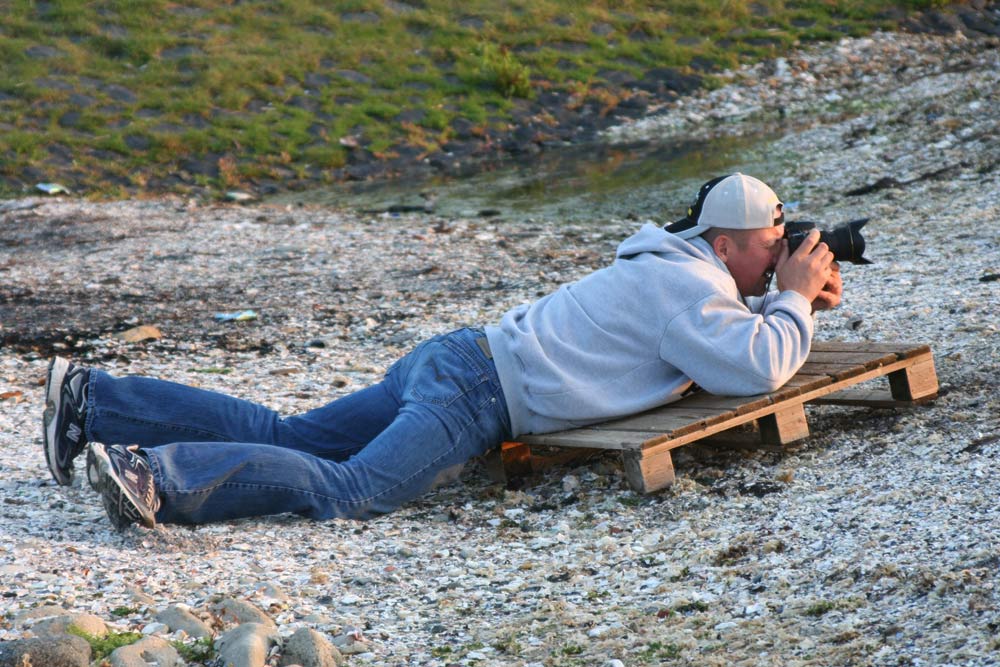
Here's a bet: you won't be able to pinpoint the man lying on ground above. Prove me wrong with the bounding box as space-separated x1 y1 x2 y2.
42 173 841 530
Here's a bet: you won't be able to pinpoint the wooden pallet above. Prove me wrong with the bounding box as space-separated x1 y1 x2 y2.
490 341 937 494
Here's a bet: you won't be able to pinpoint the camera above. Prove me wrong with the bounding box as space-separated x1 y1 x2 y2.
785 218 872 265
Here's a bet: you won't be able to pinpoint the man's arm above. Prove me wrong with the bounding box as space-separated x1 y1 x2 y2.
660 289 814 396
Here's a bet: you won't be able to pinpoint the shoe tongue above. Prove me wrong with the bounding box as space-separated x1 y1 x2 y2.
68 370 90 414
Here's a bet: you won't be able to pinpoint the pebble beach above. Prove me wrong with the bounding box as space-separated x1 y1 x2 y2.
2 28 1000 667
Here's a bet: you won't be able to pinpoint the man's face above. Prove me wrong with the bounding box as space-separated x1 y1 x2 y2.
723 225 785 297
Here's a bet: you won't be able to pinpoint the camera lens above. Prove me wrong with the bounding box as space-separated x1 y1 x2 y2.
784 219 871 265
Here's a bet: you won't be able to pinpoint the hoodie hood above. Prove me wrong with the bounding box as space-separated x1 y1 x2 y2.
617 222 724 268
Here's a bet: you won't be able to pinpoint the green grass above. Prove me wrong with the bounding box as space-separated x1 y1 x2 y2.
0 1 964 197
67 626 144 662
67 626 217 664
804 599 838 616
172 636 216 664
639 640 682 662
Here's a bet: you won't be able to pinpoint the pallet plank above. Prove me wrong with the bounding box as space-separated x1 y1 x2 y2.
671 392 773 415
804 350 899 368
783 373 836 390
811 341 930 359
519 428 647 450
797 362 870 381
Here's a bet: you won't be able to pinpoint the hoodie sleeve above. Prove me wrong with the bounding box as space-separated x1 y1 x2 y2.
659 290 813 396
743 290 780 315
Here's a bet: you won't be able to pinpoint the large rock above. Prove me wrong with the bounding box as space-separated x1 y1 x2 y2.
216 623 280 667
280 627 344 667
155 605 213 639
31 612 109 638
212 597 276 628
109 636 183 667
0 635 91 667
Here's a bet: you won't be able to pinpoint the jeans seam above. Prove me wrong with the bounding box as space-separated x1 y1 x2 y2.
145 449 165 495
410 374 487 407
84 370 99 443
93 409 237 444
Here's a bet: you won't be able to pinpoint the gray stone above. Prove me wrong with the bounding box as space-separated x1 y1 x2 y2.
216 623 280 667
280 627 343 667
341 11 380 23
124 134 152 151
13 604 67 628
384 1 417 14
160 45 204 60
32 612 109 638
58 111 83 129
304 73 332 89
25 45 65 59
155 605 213 639
126 584 156 607
101 84 137 104
31 77 74 92
110 636 183 667
334 70 373 85
141 622 170 635
0 635 91 667
330 630 369 655
68 93 97 108
253 581 289 603
212 597 276 628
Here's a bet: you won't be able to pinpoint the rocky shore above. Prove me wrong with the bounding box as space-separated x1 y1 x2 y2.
2 27 1000 667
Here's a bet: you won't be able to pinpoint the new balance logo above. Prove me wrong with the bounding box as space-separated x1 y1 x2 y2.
67 423 82 443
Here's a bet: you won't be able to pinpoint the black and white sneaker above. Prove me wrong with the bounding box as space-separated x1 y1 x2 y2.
42 357 91 486
86 443 160 531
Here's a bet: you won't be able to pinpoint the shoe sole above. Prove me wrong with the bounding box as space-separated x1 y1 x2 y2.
43 357 73 486
86 444 157 530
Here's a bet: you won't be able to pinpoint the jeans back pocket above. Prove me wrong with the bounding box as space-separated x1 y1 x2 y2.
405 341 485 407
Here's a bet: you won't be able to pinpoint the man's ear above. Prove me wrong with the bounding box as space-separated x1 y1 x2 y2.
710 233 733 263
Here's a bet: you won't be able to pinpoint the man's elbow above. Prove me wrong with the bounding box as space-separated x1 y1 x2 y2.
754 374 790 395
706 370 793 397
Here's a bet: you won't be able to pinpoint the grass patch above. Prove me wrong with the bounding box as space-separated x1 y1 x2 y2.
477 42 533 98
639 640 682 661
68 623 215 663
0 1 956 196
109 606 139 617
805 599 838 616
674 600 710 614
67 626 143 662
172 636 216 663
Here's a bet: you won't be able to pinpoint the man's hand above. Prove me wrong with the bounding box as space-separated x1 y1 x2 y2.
774 229 836 303
811 262 842 311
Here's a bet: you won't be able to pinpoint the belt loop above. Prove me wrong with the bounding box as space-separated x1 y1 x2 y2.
475 336 493 359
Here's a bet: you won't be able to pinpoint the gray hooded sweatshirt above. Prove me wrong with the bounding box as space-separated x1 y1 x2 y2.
485 222 814 437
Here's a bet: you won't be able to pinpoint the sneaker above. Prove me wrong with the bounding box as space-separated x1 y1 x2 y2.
86 443 160 531
42 357 91 486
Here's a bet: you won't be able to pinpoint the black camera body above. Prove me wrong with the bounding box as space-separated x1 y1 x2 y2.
785 218 872 265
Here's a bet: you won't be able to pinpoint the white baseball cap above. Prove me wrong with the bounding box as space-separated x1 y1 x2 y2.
666 173 784 239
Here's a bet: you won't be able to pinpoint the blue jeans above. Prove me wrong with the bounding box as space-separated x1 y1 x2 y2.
84 328 511 524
